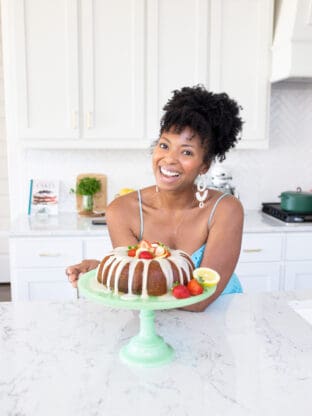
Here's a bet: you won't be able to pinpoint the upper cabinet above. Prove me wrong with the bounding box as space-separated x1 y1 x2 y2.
209 0 273 149
1 0 273 149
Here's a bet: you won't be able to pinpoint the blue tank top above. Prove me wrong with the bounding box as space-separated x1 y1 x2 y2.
137 189 243 295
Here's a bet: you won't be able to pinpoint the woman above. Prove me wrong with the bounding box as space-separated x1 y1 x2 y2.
66 85 244 312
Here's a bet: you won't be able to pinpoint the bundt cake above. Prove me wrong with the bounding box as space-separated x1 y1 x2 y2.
96 240 194 298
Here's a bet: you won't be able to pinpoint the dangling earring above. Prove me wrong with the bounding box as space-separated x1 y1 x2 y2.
196 174 208 208
155 185 159 193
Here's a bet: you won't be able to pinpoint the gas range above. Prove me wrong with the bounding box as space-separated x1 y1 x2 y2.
262 203 312 223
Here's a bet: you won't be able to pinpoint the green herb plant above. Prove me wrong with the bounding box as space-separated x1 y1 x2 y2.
71 177 101 196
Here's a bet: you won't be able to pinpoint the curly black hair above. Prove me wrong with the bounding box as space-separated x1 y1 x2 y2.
159 85 243 163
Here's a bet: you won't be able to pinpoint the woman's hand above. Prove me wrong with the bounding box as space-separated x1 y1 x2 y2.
65 259 100 288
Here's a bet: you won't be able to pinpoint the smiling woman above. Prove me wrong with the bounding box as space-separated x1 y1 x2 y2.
66 85 244 312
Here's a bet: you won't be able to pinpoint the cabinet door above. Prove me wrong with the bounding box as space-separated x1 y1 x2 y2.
9 0 79 139
80 0 145 144
147 0 210 139
235 262 281 293
284 262 312 291
209 0 273 148
11 269 77 301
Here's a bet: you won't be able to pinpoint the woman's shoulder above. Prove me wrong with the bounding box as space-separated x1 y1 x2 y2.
208 190 244 223
106 186 154 215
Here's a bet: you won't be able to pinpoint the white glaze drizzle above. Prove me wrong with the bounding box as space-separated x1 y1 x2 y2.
98 247 193 298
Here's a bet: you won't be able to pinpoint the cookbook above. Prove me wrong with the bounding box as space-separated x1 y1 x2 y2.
28 179 59 215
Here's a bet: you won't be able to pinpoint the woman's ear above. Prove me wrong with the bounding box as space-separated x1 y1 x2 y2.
200 161 211 175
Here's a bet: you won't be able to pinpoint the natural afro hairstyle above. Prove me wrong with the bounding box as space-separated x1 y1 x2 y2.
159 85 243 163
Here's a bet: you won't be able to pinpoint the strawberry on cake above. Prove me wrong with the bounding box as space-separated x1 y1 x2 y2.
96 240 194 298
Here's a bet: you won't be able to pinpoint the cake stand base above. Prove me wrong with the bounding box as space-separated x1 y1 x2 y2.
119 309 174 367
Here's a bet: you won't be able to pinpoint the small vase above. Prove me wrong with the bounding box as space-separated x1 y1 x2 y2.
82 194 93 213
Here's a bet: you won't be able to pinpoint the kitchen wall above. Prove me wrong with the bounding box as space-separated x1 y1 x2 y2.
24 81 312 212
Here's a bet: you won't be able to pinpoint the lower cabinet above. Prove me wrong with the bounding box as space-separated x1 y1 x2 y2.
284 262 312 291
235 262 282 293
9 235 112 301
236 231 312 293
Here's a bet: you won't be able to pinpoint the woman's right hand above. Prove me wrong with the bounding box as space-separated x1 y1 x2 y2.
65 259 100 288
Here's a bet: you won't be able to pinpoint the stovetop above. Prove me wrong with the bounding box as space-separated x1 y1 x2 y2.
262 203 312 223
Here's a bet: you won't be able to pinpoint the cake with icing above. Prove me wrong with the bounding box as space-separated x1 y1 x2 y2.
96 240 194 298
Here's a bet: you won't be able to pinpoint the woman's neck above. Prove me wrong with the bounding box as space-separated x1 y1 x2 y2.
155 186 197 211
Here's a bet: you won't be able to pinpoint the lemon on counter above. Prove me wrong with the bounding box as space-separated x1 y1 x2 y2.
116 188 135 197
193 267 220 287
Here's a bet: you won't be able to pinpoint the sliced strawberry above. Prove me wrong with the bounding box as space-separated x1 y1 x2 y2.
187 279 204 296
138 250 154 259
172 284 191 299
139 240 152 250
127 248 137 257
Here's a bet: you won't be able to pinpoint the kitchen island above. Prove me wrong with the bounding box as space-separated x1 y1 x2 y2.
1 290 312 415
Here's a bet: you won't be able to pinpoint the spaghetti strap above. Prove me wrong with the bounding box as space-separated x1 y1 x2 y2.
208 193 230 228
137 189 144 241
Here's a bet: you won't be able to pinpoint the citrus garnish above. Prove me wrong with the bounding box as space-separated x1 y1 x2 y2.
193 267 220 287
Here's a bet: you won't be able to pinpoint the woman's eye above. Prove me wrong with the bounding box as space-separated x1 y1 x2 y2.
183 150 193 156
159 142 168 149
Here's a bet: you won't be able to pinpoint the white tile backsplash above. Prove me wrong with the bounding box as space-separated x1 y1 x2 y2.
18 81 312 212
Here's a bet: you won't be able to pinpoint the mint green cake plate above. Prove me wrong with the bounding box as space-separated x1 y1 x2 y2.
78 270 217 367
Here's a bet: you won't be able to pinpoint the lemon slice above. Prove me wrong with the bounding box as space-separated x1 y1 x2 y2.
193 267 220 287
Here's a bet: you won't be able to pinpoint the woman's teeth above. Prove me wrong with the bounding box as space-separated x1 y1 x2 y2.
160 167 180 177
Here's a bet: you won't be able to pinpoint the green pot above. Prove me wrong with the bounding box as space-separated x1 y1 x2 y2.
279 188 312 213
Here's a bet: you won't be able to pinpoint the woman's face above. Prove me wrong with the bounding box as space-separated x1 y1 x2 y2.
152 127 208 192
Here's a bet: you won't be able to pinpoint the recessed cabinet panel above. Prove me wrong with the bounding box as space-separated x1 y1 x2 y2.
153 0 209 135
209 0 273 148
284 262 312 291
285 233 312 261
13 0 79 139
235 262 281 293
81 0 145 141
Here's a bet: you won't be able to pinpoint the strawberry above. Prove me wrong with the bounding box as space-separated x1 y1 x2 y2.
139 240 152 250
127 248 137 257
138 250 154 259
172 284 191 299
187 279 204 296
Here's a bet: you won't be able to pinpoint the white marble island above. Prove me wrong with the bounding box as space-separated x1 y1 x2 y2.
1 290 312 416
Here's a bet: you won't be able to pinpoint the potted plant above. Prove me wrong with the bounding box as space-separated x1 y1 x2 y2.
71 177 101 213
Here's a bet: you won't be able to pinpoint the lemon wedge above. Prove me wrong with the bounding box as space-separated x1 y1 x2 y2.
193 267 220 287
119 188 135 196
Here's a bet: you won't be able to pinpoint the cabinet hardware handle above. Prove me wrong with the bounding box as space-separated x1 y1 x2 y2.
72 111 78 129
86 111 93 129
38 253 62 257
243 248 263 253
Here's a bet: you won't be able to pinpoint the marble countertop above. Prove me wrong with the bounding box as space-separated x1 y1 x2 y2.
9 210 312 237
1 290 312 415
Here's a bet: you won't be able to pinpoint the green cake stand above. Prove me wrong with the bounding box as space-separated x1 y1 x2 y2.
78 270 217 368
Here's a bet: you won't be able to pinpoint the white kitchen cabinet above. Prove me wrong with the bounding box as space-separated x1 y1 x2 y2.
2 0 273 149
3 0 79 140
9 235 112 301
209 0 273 148
235 262 282 293
284 262 312 291
236 232 283 293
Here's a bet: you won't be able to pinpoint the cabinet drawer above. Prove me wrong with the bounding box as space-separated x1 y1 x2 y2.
84 237 112 259
10 238 83 268
285 233 312 261
239 233 283 262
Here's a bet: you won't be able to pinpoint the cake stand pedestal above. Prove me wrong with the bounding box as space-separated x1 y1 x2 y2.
78 270 217 367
